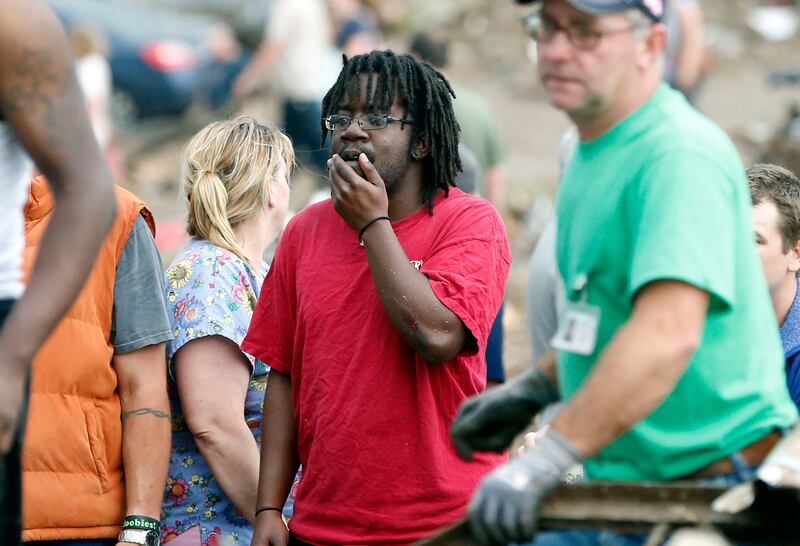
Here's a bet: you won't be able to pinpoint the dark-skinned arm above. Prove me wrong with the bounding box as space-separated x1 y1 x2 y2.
0 0 116 452
362 220 468 362
329 153 468 363
115 343 171 520
251 371 298 546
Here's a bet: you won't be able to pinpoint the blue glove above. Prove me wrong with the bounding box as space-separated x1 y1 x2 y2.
467 429 584 545
451 367 559 461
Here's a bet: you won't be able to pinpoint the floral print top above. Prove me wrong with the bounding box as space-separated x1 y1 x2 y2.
160 239 269 546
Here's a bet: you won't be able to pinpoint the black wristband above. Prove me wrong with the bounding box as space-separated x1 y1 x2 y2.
255 506 283 517
358 215 391 247
122 515 160 531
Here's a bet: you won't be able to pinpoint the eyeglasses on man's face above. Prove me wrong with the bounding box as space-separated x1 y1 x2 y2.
324 114 415 132
521 11 647 51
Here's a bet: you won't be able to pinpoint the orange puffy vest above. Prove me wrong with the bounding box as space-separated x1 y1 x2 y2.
21 176 155 541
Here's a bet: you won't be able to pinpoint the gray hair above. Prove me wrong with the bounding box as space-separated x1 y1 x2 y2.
627 9 664 70
628 9 654 39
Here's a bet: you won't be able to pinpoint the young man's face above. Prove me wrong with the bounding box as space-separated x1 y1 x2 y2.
329 73 416 194
535 0 646 119
753 200 800 295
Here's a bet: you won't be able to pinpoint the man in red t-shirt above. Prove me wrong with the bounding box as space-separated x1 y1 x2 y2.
243 49 510 546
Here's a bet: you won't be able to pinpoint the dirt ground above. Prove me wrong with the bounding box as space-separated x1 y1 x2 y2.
124 0 800 381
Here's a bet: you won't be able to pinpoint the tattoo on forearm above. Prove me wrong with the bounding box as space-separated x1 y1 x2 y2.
5 46 92 157
121 407 170 425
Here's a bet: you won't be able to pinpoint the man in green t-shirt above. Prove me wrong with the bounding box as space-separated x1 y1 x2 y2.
449 0 798 544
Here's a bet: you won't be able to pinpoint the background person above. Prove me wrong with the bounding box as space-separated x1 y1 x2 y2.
0 1 117 543
452 1 798 545
21 176 172 546
410 30 510 387
160 117 294 546
527 127 575 364
232 0 332 178
69 25 112 153
67 24 125 183
748 163 800 409
664 0 709 103
409 30 508 215
243 49 510 546
328 0 383 57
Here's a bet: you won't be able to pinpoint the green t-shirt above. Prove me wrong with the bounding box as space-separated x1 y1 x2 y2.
557 85 798 481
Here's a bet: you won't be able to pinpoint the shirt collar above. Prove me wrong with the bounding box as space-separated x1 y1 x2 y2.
779 278 800 354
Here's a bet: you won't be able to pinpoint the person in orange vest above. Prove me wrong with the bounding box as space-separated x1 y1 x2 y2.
0 1 117 544
22 177 172 546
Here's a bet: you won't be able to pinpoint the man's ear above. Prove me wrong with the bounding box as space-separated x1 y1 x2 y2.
789 239 800 274
638 22 667 70
411 131 430 160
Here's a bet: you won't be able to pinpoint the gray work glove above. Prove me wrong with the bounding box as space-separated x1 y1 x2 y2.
467 429 584 545
451 367 559 461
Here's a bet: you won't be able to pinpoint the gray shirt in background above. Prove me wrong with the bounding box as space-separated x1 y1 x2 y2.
111 215 173 354
527 127 576 362
526 219 565 363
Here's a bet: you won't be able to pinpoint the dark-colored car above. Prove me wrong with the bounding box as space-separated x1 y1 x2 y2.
51 0 249 122
139 0 269 49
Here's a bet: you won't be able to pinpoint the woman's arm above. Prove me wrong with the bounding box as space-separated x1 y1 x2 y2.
174 336 260 524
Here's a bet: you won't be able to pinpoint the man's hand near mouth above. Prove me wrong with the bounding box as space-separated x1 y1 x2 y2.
339 149 368 178
328 153 389 232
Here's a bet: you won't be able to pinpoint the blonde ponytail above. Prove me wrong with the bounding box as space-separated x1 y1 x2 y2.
190 170 244 258
180 116 295 264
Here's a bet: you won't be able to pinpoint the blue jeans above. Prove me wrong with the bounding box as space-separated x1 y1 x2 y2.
486 303 505 383
525 459 761 546
529 528 762 546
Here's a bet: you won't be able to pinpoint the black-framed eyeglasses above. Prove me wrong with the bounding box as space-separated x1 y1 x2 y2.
521 11 646 51
323 114 415 132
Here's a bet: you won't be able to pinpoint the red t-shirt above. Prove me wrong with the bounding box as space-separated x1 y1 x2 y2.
242 188 510 545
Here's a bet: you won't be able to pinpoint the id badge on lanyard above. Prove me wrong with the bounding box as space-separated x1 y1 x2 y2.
551 273 601 356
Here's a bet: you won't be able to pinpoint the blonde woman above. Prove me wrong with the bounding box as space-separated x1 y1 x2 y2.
160 117 293 546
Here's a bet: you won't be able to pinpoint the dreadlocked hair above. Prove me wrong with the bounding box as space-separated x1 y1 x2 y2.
320 49 462 213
